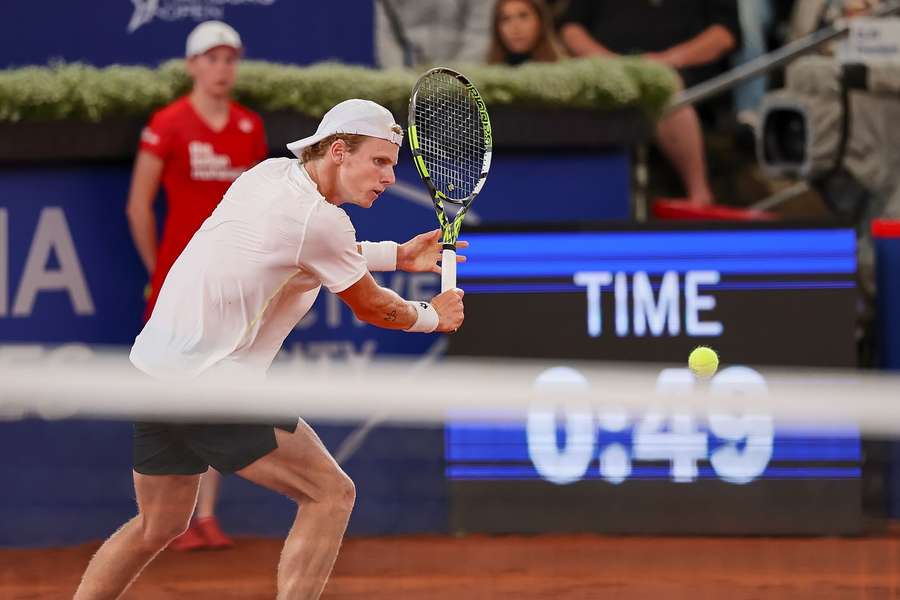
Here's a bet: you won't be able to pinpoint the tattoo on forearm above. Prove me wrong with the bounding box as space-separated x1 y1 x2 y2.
384 310 398 322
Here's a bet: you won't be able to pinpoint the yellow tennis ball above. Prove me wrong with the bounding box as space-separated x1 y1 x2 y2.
688 346 719 379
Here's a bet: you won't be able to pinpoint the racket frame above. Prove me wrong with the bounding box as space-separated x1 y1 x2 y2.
408 67 493 291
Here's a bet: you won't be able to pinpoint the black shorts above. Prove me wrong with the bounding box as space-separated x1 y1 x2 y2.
133 420 299 476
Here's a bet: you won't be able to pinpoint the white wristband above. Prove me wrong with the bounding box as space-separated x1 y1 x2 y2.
360 241 398 271
404 300 439 333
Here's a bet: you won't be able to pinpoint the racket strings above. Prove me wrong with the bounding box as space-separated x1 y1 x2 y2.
415 72 484 202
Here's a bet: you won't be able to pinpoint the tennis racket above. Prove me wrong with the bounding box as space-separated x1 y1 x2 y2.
408 67 493 292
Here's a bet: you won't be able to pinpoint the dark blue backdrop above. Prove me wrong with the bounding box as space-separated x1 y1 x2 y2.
1 1 376 68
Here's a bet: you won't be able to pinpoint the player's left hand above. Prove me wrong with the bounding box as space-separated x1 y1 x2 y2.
397 229 468 274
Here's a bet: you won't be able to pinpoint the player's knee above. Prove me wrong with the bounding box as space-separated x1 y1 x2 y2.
319 471 356 516
335 472 356 512
137 512 191 549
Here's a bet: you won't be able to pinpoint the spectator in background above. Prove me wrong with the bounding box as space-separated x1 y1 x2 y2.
125 20 268 552
375 0 493 68
487 0 568 65
559 0 741 205
732 0 775 132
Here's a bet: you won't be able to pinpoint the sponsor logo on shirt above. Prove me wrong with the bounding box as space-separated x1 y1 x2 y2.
128 0 278 33
141 127 161 146
189 141 245 181
238 118 254 134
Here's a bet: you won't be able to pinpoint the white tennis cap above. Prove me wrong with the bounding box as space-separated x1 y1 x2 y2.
287 99 404 159
186 21 242 58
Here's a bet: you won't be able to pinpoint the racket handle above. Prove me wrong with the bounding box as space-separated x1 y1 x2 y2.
441 248 457 293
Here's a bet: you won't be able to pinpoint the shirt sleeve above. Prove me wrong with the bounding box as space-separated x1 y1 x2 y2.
704 0 742 48
297 204 368 294
138 110 174 161
558 0 595 28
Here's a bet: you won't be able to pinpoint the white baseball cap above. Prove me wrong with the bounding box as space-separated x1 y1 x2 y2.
186 21 242 58
287 99 404 159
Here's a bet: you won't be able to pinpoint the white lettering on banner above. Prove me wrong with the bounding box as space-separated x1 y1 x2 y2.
0 209 7 316
614 272 628 336
0 344 95 420
277 340 377 370
572 271 612 337
6 208 95 318
128 0 278 33
527 397 595 485
633 271 680 337
632 412 708 482
0 343 95 365
596 410 631 484
326 291 352 329
527 366 775 485
707 367 772 484
685 270 723 336
573 270 723 338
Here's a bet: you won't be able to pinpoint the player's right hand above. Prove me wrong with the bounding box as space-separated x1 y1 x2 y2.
432 288 465 333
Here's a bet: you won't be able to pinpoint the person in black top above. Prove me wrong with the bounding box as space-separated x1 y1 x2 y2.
560 0 742 205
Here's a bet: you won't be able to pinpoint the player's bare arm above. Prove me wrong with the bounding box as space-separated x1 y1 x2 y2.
337 272 464 333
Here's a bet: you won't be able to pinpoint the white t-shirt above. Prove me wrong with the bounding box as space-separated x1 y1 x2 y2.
130 158 368 380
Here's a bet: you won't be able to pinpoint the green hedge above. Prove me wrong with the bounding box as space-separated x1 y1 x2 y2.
0 58 678 124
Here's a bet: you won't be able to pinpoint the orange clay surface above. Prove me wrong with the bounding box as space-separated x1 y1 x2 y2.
1 533 898 599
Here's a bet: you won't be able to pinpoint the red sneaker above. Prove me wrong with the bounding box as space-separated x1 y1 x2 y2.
168 522 208 552
195 516 235 550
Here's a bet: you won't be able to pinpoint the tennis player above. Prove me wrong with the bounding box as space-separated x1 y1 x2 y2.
74 99 465 600
128 18 268 553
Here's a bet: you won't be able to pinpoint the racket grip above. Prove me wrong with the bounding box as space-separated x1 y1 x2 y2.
441 248 457 293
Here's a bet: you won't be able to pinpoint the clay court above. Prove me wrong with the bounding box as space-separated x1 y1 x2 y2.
3 533 898 599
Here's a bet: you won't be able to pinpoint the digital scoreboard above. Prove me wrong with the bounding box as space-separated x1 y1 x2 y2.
447 224 862 535
449 225 857 366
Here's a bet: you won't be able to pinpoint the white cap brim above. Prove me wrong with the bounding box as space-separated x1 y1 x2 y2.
287 100 404 159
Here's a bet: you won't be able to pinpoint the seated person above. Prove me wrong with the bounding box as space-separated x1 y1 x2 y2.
559 0 742 205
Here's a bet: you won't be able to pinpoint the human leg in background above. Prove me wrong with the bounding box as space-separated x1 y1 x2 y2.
733 0 774 127
170 469 235 551
656 105 715 205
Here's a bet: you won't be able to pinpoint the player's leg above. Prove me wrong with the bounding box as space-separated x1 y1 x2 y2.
656 105 714 205
73 471 201 600
236 420 356 600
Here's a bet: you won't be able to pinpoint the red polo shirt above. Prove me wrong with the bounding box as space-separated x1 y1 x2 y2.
139 96 267 319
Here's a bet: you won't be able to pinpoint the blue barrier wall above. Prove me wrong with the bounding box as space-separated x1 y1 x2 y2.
0 419 446 547
873 224 900 518
875 232 900 371
1 1 376 68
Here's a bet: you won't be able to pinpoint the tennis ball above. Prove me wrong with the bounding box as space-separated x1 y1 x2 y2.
688 346 719 379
